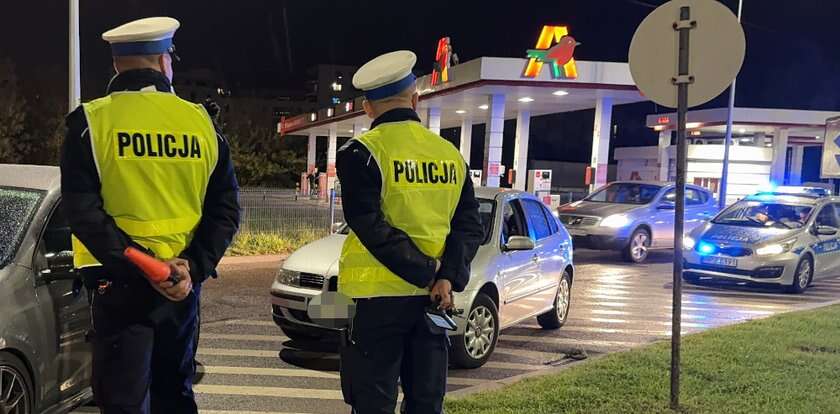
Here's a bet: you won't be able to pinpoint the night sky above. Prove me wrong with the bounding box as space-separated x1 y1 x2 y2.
4 0 840 163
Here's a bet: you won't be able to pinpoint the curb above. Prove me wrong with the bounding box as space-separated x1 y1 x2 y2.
219 254 286 265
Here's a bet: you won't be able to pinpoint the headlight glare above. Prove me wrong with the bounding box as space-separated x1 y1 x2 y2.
600 214 630 228
275 269 300 285
755 239 796 256
682 236 696 250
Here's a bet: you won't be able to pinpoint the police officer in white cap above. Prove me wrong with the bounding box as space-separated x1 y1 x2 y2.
60 17 240 414
336 50 484 414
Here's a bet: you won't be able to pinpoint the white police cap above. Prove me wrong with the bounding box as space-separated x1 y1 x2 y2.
353 50 417 100
102 17 180 56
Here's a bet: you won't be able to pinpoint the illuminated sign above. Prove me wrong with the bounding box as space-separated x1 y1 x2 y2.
279 115 308 136
344 101 353 112
657 116 671 124
432 37 454 86
524 26 579 79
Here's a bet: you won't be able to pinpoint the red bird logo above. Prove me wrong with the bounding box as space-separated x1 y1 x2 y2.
545 35 581 67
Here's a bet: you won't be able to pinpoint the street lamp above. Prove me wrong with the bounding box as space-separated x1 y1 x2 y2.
69 0 81 111
718 0 744 208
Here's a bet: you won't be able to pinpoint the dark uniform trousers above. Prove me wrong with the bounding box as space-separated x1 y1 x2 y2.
341 296 448 414
86 270 200 414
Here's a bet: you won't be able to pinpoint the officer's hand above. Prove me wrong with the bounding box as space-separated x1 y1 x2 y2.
156 261 192 302
430 279 453 310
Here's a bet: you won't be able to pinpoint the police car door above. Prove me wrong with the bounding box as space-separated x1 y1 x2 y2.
498 199 542 326
812 203 840 277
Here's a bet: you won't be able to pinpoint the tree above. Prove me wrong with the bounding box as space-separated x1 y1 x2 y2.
0 61 27 163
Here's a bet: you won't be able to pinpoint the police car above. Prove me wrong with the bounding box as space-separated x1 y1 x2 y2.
683 189 840 293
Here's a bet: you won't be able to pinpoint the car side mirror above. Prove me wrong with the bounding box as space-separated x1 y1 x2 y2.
39 250 79 282
504 236 535 251
815 225 838 236
658 202 675 210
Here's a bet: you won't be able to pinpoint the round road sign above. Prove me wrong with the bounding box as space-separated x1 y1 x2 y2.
629 0 745 108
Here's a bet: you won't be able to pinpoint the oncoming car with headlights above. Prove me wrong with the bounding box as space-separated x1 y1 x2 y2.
683 193 840 293
558 181 718 263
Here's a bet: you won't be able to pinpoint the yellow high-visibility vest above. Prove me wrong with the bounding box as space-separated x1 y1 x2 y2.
72 91 218 268
338 120 465 298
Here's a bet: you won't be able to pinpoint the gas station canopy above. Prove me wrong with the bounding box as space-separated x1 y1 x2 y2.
280 57 647 136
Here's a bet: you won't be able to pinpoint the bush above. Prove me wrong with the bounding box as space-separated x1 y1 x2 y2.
227 231 323 256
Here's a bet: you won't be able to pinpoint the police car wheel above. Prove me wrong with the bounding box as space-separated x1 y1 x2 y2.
537 270 572 329
0 352 32 414
788 256 813 294
450 293 499 369
622 228 650 263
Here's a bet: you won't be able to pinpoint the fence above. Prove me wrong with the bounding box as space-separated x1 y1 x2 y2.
238 187 343 238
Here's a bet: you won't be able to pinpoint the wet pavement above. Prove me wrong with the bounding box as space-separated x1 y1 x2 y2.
75 249 840 413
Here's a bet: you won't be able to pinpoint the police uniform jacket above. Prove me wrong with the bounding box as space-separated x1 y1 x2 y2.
61 69 240 285
336 108 484 292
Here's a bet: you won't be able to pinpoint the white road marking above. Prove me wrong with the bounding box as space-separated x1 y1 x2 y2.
492 346 566 361
193 384 344 400
198 365 337 378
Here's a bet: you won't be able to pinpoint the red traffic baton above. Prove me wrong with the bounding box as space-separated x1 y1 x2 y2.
124 247 181 284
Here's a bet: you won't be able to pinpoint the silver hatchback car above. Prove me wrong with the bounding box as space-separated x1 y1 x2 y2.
558 181 718 263
271 188 574 368
0 164 92 414
684 192 840 293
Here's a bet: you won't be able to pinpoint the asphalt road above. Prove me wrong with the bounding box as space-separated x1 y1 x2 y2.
75 249 840 413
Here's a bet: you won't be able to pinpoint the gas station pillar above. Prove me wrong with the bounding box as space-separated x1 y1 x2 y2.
513 109 531 191
483 94 506 187
426 107 442 134
771 127 789 184
658 129 671 181
590 96 613 190
353 118 368 138
459 116 473 164
307 132 317 173
789 145 804 185
327 123 338 194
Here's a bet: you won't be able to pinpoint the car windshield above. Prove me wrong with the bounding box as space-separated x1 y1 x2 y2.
0 187 44 268
335 198 495 244
584 183 662 205
712 201 813 229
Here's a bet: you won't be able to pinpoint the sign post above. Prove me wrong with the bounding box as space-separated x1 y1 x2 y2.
629 0 745 408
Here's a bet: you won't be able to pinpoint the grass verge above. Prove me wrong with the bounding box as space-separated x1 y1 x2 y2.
226 231 323 256
446 304 840 414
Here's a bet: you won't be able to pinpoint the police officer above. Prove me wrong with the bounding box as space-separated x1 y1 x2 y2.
60 17 240 414
336 50 484 414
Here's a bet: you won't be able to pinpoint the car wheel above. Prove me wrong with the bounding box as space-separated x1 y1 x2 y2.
0 352 32 414
787 256 813 294
450 293 499 369
537 270 572 329
622 228 650 263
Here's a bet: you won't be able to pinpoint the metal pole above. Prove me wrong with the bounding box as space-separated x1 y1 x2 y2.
68 0 81 112
671 5 694 410
718 0 743 209
329 188 336 233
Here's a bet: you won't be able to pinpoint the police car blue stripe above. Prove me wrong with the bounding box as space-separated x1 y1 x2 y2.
365 73 416 100
111 38 173 56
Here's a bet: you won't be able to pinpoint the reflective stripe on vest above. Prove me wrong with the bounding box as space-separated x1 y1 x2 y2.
338 121 465 298
72 91 218 268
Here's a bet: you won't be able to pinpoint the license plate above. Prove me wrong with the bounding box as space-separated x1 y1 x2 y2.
568 229 588 236
701 256 737 267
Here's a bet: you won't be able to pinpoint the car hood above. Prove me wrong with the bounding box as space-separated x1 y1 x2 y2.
283 233 347 276
558 201 641 218
696 223 795 245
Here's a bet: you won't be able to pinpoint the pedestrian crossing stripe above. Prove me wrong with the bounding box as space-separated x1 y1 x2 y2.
195 365 484 386
194 384 344 399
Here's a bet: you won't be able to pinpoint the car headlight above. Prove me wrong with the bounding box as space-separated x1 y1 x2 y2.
275 269 300 285
600 214 630 228
682 236 696 250
755 239 797 256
